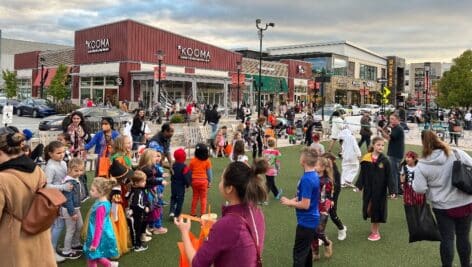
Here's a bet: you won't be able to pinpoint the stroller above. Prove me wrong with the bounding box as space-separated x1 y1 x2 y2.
275 117 288 139
295 119 304 143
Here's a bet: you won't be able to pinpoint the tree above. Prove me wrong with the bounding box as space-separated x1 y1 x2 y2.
438 50 472 108
1 69 18 99
48 64 69 103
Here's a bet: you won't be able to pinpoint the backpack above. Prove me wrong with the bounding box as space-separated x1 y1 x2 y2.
6 170 66 235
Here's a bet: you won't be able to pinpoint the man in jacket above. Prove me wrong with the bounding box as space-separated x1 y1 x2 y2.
358 112 372 149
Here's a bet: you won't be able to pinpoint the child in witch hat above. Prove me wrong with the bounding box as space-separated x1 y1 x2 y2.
169 148 191 218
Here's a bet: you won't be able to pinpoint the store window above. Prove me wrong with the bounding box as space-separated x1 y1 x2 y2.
335 90 347 105
305 57 330 73
197 82 224 107
333 58 347 76
106 76 118 86
79 76 118 105
348 62 355 77
17 79 32 99
93 77 104 86
360 64 377 81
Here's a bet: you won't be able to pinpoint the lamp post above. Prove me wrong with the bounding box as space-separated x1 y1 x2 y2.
256 19 275 118
156 50 165 104
362 81 367 105
424 63 430 114
39 56 45 99
236 61 241 119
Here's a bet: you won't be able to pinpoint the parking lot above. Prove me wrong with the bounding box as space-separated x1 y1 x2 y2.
3 114 43 133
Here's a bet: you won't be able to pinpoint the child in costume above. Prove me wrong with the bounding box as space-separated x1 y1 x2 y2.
355 136 393 241
126 170 151 252
108 160 133 256
83 177 119 267
230 140 249 164
138 148 169 235
338 128 361 188
312 157 334 260
400 151 424 205
189 143 213 216
262 137 282 201
169 148 191 218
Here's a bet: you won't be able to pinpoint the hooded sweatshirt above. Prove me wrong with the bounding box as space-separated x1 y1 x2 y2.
338 128 361 163
413 148 472 209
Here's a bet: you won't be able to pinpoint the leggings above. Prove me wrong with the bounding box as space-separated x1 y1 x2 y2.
329 177 344 230
266 175 280 197
252 136 263 159
87 258 111 267
312 214 329 253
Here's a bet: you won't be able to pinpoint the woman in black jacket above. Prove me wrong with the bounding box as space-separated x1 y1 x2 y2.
131 109 146 150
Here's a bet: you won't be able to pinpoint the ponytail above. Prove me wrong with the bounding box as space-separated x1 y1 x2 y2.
223 160 268 204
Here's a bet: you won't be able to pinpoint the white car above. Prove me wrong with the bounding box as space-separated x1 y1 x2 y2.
344 105 361 116
360 104 380 114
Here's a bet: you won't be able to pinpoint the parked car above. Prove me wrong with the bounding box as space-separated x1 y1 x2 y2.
360 104 380 115
344 105 361 116
0 98 20 114
16 99 56 117
313 107 346 121
39 107 133 132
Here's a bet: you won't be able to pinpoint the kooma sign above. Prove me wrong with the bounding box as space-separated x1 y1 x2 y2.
177 45 211 62
85 39 110 54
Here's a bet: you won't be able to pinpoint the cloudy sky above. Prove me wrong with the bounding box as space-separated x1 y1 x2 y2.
1 0 471 63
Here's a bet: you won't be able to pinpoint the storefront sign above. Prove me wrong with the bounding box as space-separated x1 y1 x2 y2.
154 66 167 80
85 38 110 54
177 45 211 62
231 73 246 85
297 65 305 74
388 58 394 87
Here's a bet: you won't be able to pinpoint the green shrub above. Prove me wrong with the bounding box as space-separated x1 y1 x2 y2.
53 101 80 114
170 113 185 123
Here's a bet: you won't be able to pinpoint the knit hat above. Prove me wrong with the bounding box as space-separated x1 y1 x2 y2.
101 117 114 129
22 129 33 141
174 148 186 163
148 141 164 153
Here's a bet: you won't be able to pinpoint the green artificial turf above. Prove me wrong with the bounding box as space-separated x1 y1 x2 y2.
60 142 470 267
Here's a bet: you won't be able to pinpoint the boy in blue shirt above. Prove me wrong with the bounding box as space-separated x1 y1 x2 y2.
281 147 320 267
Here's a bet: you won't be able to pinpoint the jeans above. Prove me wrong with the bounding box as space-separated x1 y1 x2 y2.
209 123 218 139
388 156 402 195
132 134 142 150
62 208 83 252
51 217 65 250
433 209 472 267
358 134 371 150
293 225 317 267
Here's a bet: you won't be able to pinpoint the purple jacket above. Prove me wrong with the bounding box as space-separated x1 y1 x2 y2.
193 203 265 267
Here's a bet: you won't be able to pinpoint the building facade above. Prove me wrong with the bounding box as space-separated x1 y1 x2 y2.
72 20 242 110
265 41 393 106
404 62 451 106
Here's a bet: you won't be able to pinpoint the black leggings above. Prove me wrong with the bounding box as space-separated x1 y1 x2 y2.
252 136 263 159
433 209 471 267
329 181 344 230
266 175 279 197
450 133 459 146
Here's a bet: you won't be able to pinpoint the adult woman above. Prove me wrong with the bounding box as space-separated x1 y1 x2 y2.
448 114 461 147
413 130 472 267
175 160 268 267
65 111 90 159
85 117 120 175
0 127 56 266
130 109 146 150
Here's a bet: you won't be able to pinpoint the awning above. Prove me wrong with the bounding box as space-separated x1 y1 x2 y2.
33 68 57 87
246 74 288 93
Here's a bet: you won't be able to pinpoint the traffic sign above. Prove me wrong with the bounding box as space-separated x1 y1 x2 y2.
2 105 13 125
383 86 391 98
381 99 389 104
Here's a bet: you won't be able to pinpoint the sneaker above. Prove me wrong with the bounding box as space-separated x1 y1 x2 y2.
344 182 355 188
141 234 152 242
275 189 283 200
55 252 66 263
153 227 168 235
134 245 148 252
338 226 347 241
72 245 83 251
110 261 119 267
367 232 381 241
145 228 153 236
324 241 333 258
58 250 82 259
169 212 175 218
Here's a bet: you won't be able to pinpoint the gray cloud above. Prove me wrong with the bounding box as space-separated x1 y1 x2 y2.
1 0 471 62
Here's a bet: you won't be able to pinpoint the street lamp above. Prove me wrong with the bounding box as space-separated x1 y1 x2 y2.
39 56 45 99
236 61 241 119
256 18 275 118
362 81 367 105
156 50 165 104
424 63 431 114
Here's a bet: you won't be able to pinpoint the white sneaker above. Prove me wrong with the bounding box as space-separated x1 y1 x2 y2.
55 252 66 263
338 226 347 241
141 234 152 242
110 261 119 267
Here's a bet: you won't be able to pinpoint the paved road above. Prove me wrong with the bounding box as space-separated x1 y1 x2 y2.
3 114 43 132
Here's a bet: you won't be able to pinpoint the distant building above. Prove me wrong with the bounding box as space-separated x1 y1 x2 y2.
0 31 71 94
404 62 451 106
262 41 404 106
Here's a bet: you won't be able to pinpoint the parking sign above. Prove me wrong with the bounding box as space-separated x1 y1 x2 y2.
2 105 13 125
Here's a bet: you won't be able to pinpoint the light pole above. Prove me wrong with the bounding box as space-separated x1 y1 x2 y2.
156 50 165 104
236 61 242 119
362 81 367 105
256 19 275 118
39 56 45 99
424 63 430 114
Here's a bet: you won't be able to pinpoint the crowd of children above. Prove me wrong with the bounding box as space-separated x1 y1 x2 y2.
24 108 446 267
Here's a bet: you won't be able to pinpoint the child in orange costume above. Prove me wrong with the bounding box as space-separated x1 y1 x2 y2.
189 143 213 216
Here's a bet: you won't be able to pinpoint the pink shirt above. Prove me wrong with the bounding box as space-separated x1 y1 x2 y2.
91 206 105 248
192 204 265 267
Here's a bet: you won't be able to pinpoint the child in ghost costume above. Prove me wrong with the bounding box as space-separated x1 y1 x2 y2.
338 128 361 187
